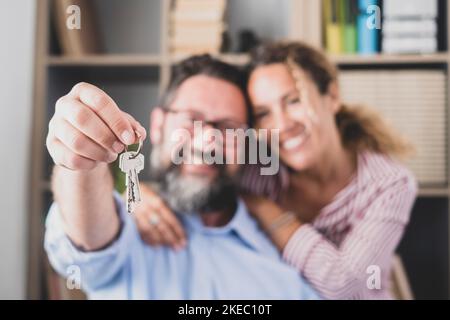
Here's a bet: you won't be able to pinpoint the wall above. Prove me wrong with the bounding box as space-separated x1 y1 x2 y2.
0 0 36 299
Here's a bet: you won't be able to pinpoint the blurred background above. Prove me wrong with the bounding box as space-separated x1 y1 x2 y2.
0 0 449 299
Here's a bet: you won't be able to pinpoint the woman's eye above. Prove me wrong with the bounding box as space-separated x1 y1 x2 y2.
287 97 300 105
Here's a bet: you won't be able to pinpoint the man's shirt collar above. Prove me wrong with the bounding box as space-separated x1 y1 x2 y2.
181 199 265 252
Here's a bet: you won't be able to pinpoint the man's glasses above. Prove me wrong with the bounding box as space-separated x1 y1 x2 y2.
163 108 249 134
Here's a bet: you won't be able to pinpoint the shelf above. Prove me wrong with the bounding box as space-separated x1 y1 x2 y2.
330 53 450 65
47 54 163 66
47 53 450 67
47 53 251 67
169 53 251 66
216 54 251 65
418 187 450 197
171 52 448 66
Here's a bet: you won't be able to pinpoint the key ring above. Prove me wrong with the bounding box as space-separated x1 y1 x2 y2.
125 131 142 159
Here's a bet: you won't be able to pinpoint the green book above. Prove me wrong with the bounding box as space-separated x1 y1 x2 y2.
341 0 357 54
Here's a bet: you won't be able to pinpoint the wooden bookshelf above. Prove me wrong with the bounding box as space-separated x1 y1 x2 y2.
29 0 450 299
331 53 450 65
47 54 164 66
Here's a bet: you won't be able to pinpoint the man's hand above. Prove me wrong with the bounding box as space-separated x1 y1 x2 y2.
135 183 186 250
47 82 146 170
47 82 147 251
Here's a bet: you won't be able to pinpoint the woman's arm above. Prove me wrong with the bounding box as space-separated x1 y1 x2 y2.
242 195 302 250
245 175 417 299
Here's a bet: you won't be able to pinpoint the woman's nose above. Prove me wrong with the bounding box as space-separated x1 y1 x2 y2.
273 108 292 131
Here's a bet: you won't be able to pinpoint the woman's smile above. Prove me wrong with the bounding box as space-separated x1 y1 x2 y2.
281 130 310 151
279 123 311 153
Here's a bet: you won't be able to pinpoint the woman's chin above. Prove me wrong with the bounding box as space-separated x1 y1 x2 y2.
280 152 314 172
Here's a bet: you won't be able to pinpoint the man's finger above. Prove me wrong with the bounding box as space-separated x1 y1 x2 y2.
56 96 124 154
53 119 117 163
49 138 97 170
69 82 136 145
123 112 147 142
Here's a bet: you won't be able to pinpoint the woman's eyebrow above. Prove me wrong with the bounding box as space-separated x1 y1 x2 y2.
280 89 300 104
252 89 300 110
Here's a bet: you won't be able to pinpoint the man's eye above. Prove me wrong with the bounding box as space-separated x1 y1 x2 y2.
186 115 203 123
255 111 269 119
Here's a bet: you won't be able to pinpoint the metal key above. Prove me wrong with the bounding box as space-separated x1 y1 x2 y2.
119 151 144 213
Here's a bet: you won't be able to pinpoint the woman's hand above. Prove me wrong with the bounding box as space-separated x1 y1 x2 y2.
134 183 186 250
242 195 302 251
242 195 285 222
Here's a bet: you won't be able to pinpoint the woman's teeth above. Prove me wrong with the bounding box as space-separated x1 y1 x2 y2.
282 135 306 150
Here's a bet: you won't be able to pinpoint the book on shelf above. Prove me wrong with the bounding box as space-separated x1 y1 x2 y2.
356 0 380 55
381 0 444 54
170 24 226 42
175 0 227 12
171 36 224 48
382 19 437 37
52 0 102 56
171 8 226 22
383 0 438 19
323 0 343 54
170 0 227 55
323 0 379 55
342 0 358 54
382 37 438 54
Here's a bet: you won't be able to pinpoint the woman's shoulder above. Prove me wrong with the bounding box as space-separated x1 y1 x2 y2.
347 151 418 223
357 150 418 197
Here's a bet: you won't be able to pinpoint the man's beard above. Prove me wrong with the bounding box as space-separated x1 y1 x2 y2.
148 144 237 214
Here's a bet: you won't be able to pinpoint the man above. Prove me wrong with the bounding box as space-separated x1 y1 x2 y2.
45 55 319 299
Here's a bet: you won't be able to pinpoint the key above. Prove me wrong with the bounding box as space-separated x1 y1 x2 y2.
120 152 144 213
119 151 144 213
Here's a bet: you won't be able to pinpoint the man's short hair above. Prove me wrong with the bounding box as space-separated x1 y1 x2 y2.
159 54 252 126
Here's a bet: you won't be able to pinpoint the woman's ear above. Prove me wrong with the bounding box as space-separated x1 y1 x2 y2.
150 107 165 145
327 82 341 114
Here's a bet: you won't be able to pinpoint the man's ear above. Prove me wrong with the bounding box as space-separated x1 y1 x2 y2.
327 82 341 114
150 107 165 145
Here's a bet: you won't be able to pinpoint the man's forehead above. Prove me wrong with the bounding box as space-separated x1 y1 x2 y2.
170 75 247 120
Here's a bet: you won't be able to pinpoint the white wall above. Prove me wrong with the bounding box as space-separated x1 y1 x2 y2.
0 0 36 299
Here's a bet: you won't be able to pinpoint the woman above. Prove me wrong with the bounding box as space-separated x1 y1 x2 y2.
135 42 417 299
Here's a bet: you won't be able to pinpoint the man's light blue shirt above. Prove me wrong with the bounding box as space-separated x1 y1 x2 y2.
44 193 320 300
